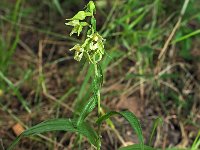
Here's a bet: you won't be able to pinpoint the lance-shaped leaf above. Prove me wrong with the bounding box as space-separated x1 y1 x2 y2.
77 96 97 125
149 117 163 146
8 119 98 150
96 111 144 150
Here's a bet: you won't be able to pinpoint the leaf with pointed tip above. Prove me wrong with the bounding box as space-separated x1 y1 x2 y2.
96 111 144 150
77 96 97 125
192 130 200 150
149 117 163 146
8 119 98 150
53 0 63 16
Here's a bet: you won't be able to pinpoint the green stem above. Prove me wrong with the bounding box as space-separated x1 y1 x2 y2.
97 89 101 150
94 63 101 150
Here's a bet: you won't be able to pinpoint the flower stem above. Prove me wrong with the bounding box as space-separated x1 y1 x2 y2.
94 63 101 150
97 89 101 150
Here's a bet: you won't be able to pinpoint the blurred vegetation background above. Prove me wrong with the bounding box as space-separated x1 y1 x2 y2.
0 0 199 149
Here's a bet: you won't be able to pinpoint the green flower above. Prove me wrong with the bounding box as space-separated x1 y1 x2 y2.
85 33 105 63
66 1 105 64
70 44 84 61
65 20 89 36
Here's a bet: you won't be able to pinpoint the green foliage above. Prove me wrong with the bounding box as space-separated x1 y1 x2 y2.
52 0 63 16
172 29 200 44
0 0 22 79
149 117 163 146
7 119 98 150
0 71 31 113
74 64 93 112
77 95 97 126
96 111 144 150
191 130 200 150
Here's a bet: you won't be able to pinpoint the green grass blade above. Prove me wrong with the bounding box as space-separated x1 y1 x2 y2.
96 111 144 150
11 0 22 23
191 130 200 150
74 64 92 111
149 117 163 146
0 71 31 113
52 0 63 16
7 118 98 150
119 144 155 150
172 29 200 44
7 30 20 61
129 11 147 29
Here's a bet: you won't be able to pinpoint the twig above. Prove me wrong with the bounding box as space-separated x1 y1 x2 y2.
155 0 190 75
158 0 190 60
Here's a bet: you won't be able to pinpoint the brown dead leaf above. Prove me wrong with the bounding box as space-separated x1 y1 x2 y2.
117 95 141 117
103 81 124 93
12 123 25 136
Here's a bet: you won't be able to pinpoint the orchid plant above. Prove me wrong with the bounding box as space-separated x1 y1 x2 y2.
8 1 147 150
